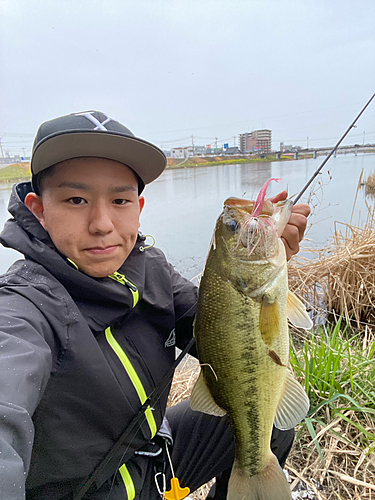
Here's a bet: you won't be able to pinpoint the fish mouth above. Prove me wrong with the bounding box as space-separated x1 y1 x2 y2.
235 216 276 256
224 197 274 217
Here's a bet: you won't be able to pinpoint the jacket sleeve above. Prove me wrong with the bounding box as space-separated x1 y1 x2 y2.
0 288 53 500
168 264 199 357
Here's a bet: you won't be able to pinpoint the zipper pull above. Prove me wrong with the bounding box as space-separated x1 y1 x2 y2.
125 281 137 292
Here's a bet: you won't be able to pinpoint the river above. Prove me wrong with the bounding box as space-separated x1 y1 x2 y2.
0 153 374 279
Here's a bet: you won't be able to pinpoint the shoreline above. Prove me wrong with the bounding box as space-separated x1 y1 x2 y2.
1 151 374 183
166 154 292 170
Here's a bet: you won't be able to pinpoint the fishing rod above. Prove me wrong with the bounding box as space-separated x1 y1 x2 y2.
293 93 375 205
74 94 375 499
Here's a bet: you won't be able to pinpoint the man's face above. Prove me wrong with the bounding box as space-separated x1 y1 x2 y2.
26 157 145 278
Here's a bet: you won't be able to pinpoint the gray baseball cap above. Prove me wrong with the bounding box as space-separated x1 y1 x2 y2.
31 110 167 191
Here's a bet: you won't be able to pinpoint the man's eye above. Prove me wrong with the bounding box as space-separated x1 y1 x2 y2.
113 199 128 205
69 197 86 205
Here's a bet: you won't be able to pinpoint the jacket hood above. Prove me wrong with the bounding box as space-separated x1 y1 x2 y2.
0 182 147 331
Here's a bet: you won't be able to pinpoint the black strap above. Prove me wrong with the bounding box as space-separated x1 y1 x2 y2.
73 336 196 500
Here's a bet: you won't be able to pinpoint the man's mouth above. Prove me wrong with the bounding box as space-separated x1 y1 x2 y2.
84 245 119 255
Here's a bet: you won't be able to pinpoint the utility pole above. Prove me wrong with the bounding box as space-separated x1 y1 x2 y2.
233 136 236 147
307 136 309 149
363 131 365 145
0 138 4 158
22 148 26 159
215 136 218 149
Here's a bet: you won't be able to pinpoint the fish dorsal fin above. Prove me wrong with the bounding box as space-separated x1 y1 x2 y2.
287 291 313 330
190 370 226 417
260 297 280 346
274 370 310 430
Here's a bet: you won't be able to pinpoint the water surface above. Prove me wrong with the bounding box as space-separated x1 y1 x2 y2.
0 154 374 279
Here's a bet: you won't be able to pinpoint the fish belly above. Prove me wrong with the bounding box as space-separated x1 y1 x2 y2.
194 265 288 475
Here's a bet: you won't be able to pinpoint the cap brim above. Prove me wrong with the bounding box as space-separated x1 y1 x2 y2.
31 131 166 185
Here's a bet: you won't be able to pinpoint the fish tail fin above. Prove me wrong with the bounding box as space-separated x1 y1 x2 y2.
227 454 291 500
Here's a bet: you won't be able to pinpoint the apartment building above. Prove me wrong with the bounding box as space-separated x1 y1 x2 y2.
239 129 272 154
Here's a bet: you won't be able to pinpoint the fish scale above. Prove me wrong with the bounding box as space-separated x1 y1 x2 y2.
196 261 287 474
191 187 312 500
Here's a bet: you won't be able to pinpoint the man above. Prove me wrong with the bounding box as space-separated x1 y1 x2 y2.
0 111 310 500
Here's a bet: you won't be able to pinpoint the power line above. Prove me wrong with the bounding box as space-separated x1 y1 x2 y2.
148 100 374 138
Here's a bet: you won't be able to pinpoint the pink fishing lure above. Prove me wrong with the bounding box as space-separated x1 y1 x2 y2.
251 178 281 217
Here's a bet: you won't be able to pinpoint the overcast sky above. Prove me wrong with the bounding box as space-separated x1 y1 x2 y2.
1 0 374 156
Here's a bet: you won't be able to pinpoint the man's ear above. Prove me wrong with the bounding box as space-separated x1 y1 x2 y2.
138 196 145 229
24 193 46 229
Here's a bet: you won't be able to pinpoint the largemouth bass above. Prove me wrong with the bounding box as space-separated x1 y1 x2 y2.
191 179 312 500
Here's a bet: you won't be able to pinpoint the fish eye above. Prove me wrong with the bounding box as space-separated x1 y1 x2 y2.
226 220 238 231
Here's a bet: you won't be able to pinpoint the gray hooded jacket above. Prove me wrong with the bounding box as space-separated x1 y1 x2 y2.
0 182 197 499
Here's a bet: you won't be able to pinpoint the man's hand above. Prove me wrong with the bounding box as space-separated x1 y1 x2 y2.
269 190 310 261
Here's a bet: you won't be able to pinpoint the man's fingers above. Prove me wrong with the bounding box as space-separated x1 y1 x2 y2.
266 192 310 260
268 190 288 203
282 204 310 260
292 203 311 218
281 236 293 261
281 225 300 261
288 211 309 241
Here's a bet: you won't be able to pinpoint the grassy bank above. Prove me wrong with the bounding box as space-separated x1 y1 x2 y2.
0 157 293 184
0 162 31 183
169 178 375 499
166 154 293 169
288 320 375 499
169 319 375 500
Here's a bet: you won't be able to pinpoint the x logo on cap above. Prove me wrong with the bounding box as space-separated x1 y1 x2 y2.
74 111 114 131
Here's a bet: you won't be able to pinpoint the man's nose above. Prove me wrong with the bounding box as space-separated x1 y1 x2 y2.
88 202 115 235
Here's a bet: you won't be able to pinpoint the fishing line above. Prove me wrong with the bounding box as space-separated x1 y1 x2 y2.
74 94 375 499
165 441 175 478
199 363 218 381
293 93 375 205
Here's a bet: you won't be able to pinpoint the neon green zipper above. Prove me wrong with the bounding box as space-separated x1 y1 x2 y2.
105 327 157 439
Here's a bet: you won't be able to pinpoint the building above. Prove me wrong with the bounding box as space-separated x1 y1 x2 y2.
205 148 222 155
170 145 209 158
193 145 207 155
170 147 194 159
239 130 272 154
280 142 302 153
223 147 240 155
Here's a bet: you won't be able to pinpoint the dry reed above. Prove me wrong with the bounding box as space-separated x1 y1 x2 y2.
289 173 375 328
288 324 375 500
365 172 375 195
168 346 375 500
166 176 375 498
286 174 375 498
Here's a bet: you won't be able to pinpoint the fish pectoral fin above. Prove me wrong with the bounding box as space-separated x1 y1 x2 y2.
260 297 280 346
287 291 313 330
190 371 226 417
274 370 310 430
